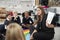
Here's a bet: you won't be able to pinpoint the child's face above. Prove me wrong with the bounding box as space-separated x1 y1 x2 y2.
25 12 29 17
13 11 18 17
7 15 12 20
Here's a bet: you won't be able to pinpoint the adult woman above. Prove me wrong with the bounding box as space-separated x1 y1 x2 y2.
22 11 33 29
5 23 25 40
30 6 56 40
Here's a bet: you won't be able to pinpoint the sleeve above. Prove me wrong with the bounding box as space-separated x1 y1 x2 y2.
35 22 41 32
4 20 9 26
22 17 25 24
17 16 21 24
29 17 34 24
51 15 58 26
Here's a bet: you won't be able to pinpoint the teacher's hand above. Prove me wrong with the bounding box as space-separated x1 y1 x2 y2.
46 21 54 28
30 29 37 40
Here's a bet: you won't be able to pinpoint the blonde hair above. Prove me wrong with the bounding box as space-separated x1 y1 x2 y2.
5 23 25 40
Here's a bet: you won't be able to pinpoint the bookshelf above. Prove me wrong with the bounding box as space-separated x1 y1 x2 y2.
0 7 7 23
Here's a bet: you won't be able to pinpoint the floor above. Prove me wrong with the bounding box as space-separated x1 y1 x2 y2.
25 27 60 40
53 27 60 40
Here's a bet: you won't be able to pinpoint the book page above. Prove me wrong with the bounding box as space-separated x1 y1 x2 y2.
46 11 55 24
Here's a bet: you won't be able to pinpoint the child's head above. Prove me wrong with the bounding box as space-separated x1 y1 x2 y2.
5 23 25 40
8 11 13 16
24 11 29 17
13 11 18 17
6 14 12 21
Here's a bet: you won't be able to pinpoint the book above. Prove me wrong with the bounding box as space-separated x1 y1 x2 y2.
46 11 55 24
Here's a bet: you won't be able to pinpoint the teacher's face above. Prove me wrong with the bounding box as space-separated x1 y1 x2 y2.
36 8 42 15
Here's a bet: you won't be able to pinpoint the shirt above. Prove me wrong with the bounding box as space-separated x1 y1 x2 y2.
36 14 57 33
22 17 33 25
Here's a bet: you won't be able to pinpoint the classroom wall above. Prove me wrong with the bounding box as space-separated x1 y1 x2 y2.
0 0 35 13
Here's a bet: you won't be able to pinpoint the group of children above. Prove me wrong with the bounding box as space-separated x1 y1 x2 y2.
0 6 57 40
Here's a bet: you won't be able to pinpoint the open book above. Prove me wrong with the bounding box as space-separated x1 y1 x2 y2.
46 11 55 24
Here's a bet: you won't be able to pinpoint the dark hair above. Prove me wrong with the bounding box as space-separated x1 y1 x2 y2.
22 11 31 17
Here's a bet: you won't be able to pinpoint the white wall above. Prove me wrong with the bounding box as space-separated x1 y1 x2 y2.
0 0 35 13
